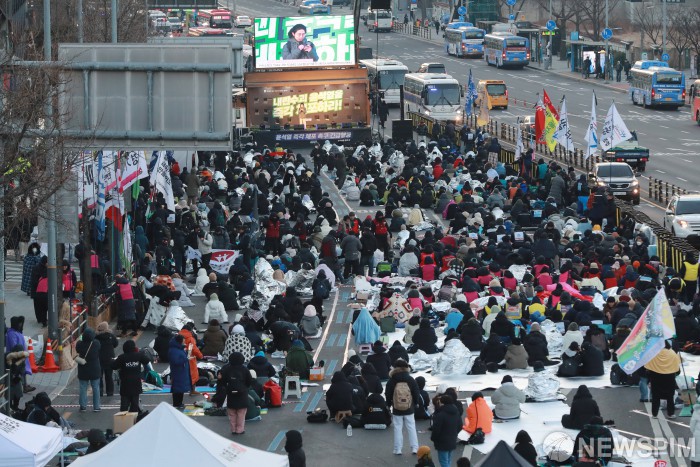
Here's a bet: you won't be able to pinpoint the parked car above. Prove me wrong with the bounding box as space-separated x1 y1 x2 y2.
589 162 640 205
664 193 700 241
167 17 183 33
234 15 252 27
298 0 330 15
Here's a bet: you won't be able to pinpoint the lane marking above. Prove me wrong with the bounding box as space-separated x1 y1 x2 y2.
306 391 324 412
267 430 287 452
313 289 340 362
678 177 688 182
326 333 338 348
293 392 311 413
631 409 689 428
337 332 347 348
326 358 339 375
335 309 346 324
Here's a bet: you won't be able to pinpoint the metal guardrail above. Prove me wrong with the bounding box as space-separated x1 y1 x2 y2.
60 306 88 349
391 22 432 40
0 371 10 415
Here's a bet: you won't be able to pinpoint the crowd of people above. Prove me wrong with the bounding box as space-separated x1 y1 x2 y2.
6 121 700 466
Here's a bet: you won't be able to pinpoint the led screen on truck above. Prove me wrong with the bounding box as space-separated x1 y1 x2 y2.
254 15 356 70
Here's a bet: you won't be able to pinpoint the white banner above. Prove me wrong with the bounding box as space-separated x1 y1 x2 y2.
186 246 239 275
119 151 149 193
584 92 598 159
151 151 175 212
600 102 632 151
515 120 524 161
553 97 574 152
77 152 97 208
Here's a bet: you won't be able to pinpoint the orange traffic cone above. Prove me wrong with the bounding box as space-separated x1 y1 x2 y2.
40 339 60 373
27 338 39 373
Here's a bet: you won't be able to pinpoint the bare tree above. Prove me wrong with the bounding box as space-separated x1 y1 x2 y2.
535 0 585 60
634 2 662 51
667 7 692 69
578 0 622 42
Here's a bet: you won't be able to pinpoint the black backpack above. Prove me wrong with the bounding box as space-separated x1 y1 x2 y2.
314 281 330 300
226 374 246 398
558 357 581 377
610 363 630 385
469 358 487 375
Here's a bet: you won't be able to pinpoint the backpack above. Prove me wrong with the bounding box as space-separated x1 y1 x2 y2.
392 381 413 411
227 374 246 397
380 316 396 333
558 357 581 378
314 281 330 300
263 380 283 408
469 358 487 375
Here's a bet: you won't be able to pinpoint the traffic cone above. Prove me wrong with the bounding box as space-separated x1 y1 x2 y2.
39 339 60 373
27 338 39 373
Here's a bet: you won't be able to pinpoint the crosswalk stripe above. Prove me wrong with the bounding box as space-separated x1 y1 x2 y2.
3 261 24 282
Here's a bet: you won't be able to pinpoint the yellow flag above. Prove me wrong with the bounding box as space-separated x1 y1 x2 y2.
543 90 560 152
477 87 490 127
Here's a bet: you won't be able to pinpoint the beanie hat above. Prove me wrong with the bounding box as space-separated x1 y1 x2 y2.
232 324 245 334
619 295 631 303
292 339 304 348
255 350 265 358
530 322 541 332
501 375 513 383
210 293 219 301
304 305 317 318
96 321 110 333
417 446 431 460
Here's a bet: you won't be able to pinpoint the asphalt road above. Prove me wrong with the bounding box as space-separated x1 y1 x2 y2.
227 0 700 224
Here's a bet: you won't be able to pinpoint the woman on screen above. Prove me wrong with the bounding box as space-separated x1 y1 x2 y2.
282 24 319 62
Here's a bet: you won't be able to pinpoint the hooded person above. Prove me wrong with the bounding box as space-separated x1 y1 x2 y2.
361 391 392 429
178 323 204 394
219 351 252 435
352 307 381 345
523 322 557 366
112 339 151 413
27 391 62 426
201 319 228 357
430 394 463 466
388 339 410 366
360 362 384 395
285 339 314 379
95 321 118 397
410 318 438 354
504 337 529 370
193 268 209 296
222 324 254 362
204 293 228 325
6 344 28 409
154 325 174 362
247 350 277 379
300 304 321 337
480 334 507 365
167 334 190 409
326 371 354 418
460 317 484 351
644 342 682 418
562 322 584 358
285 429 306 467
76 327 102 412
561 384 601 429
5 316 33 392
514 430 538 466
367 341 393 380
85 428 108 454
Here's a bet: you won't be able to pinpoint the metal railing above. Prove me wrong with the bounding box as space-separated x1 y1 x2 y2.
60 305 89 349
391 22 432 40
0 371 10 415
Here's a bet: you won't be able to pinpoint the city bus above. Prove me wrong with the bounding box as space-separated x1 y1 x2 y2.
187 27 232 37
359 58 408 105
444 26 485 58
483 33 529 68
692 79 700 125
403 73 463 122
198 9 232 29
629 65 686 109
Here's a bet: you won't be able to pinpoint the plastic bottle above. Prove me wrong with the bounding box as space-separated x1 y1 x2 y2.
346 424 352 437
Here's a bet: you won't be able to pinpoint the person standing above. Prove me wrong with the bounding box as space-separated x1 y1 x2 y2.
61 260 77 298
679 252 698 305
112 339 151 413
97 274 138 338
689 400 700 467
32 262 49 327
5 316 35 393
340 230 362 279
431 394 463 467
95 322 118 397
198 228 214 272
168 334 190 409
21 242 43 296
179 322 204 395
583 57 591 79
615 60 623 82
645 341 681 419
218 351 252 435
76 328 102 412
385 359 420 455
379 99 389 129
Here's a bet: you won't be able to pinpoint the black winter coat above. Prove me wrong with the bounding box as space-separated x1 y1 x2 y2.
247 355 276 378
411 322 438 354
112 350 151 396
95 332 118 369
580 345 605 376
154 326 174 363
220 361 252 409
76 328 102 381
460 322 484 351
385 367 420 416
360 393 392 426
480 336 507 364
388 341 409 365
524 331 549 365
562 386 600 429
366 351 392 380
326 372 354 415
430 403 463 451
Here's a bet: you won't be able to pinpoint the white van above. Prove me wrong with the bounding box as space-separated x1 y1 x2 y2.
366 9 393 32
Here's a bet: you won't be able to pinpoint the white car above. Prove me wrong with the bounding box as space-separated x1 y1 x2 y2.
234 15 251 27
665 193 700 240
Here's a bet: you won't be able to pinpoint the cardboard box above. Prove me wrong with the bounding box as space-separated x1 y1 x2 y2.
309 366 325 381
356 292 370 303
113 411 138 434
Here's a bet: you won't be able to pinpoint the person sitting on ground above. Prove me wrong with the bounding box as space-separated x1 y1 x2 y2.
410 318 439 354
579 341 605 376
463 392 493 434
504 337 529 370
388 339 410 366
285 339 314 379
460 317 484 351
203 293 228 324
247 350 277 380
326 370 354 419
414 376 431 420
491 375 526 420
523 322 557 366
202 272 219 299
513 430 538 466
480 334 507 365
573 416 614 465
201 319 227 357
561 384 600 430
360 392 392 429
367 341 392 380
300 304 321 337
360 362 383 395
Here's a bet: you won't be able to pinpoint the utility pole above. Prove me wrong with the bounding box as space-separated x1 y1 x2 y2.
662 0 667 57
78 0 84 43
112 0 118 43
45 0 59 343
605 0 609 82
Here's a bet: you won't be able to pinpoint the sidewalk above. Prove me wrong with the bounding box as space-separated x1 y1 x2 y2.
3 257 76 402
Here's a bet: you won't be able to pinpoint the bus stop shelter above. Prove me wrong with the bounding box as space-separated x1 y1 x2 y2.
566 39 609 73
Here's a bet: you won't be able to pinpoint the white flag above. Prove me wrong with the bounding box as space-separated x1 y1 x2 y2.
152 151 175 212
119 151 149 193
584 92 598 159
77 151 97 208
600 102 632 151
553 97 574 152
515 120 525 161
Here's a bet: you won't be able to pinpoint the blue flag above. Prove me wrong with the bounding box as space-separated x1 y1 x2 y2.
465 69 478 117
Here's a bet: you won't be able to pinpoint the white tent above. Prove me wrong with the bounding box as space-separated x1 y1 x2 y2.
70 402 289 467
0 412 63 467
